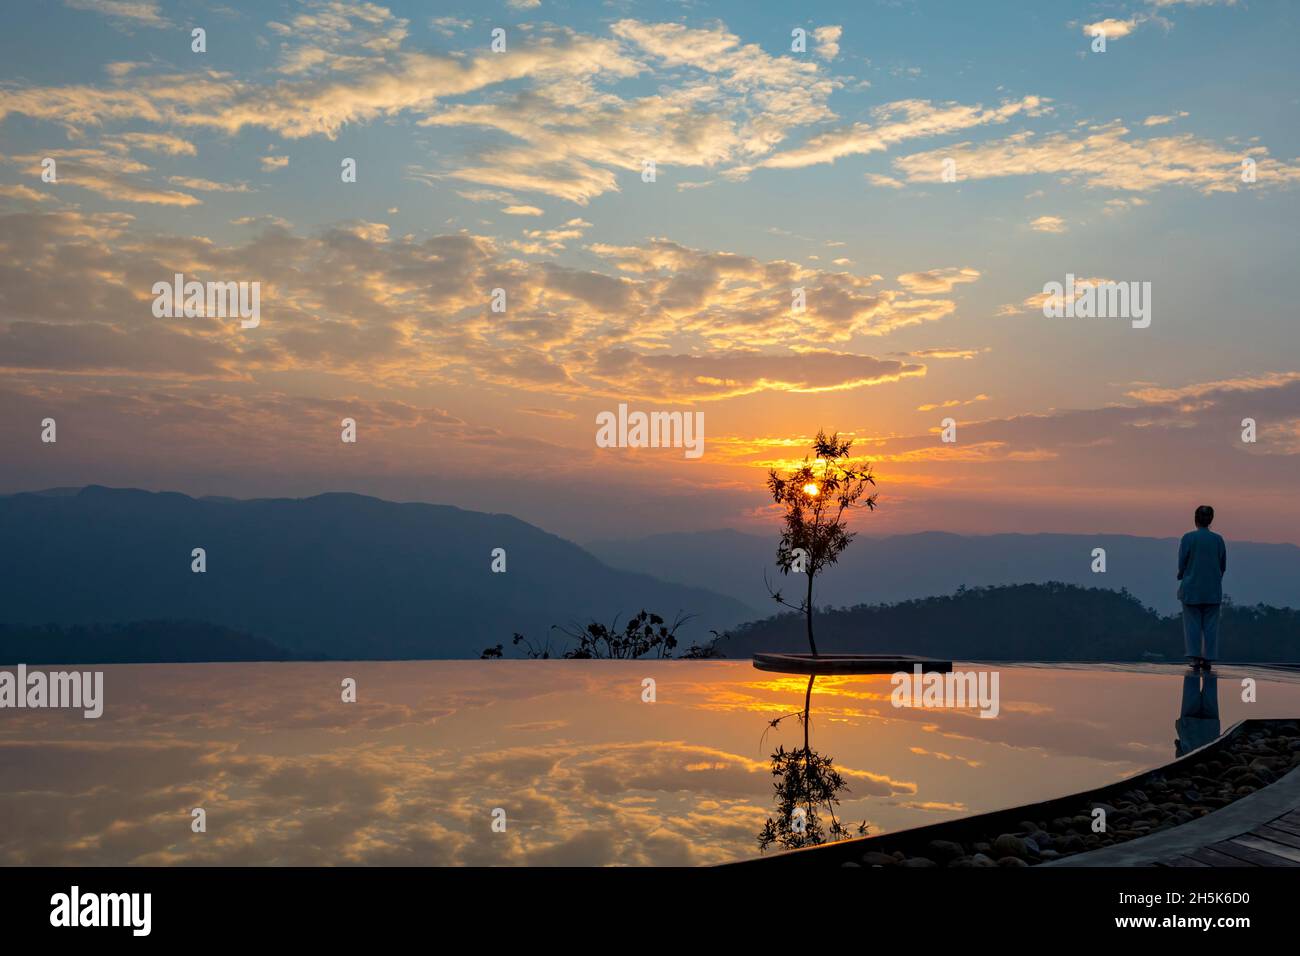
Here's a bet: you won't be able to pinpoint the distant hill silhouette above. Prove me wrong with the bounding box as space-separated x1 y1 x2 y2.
587 528 1300 616
0 486 758 659
0 620 302 665
713 582 1300 662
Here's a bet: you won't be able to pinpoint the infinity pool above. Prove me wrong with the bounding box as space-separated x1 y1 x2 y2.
2 661 1298 865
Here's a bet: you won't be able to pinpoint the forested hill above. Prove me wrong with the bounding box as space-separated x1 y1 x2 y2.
712 582 1300 662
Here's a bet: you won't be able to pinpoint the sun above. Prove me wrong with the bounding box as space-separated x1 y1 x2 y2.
802 483 820 497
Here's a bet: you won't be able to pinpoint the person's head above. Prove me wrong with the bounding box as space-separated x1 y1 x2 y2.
1194 505 1215 528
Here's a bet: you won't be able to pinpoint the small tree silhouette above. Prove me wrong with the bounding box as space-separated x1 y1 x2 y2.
767 430 877 656
758 676 868 851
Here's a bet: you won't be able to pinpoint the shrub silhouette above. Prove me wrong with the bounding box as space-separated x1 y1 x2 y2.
482 610 719 659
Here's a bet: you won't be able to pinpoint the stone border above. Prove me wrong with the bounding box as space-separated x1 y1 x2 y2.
1046 764 1300 866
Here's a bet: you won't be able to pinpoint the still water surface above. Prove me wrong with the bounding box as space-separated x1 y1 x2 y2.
2 661 1297 865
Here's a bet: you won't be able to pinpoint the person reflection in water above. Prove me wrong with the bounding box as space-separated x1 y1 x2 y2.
1175 668 1220 758
1177 505 1227 671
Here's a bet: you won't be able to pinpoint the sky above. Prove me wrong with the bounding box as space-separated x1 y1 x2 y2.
1 0 1298 543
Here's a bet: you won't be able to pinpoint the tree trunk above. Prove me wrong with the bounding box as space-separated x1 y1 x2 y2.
802 675 813 752
802 675 814 841
805 569 818 656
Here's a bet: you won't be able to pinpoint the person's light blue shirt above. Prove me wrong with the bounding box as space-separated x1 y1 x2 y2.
1178 527 1227 605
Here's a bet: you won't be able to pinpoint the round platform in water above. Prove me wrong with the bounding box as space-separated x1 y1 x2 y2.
752 653 953 675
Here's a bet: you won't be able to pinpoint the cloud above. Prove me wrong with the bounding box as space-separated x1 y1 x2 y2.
3 149 201 206
1102 197 1149 214
1 25 640 151
1125 371 1300 404
267 1 410 77
755 95 1048 172
168 176 253 193
865 172 907 189
587 237 962 346
586 348 924 401
1030 214 1067 233
0 184 54 203
863 374 1300 510
917 394 989 412
420 19 839 202
893 121 1300 193
898 800 969 813
509 218 591 256
64 0 168 29
999 276 1114 315
0 71 238 132
105 132 197 156
896 267 981 294
453 187 544 217
429 17 471 37
231 214 293 229
104 60 146 79
907 347 987 360
813 25 843 61
1143 112 1189 127
1082 17 1141 40
518 406 575 420
3 17 846 204
0 211 966 402
0 320 238 377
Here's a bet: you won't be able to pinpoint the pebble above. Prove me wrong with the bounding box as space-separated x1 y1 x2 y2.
926 839 966 863
993 834 1027 858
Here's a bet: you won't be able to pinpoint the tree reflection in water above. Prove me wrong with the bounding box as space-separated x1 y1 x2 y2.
758 674 869 851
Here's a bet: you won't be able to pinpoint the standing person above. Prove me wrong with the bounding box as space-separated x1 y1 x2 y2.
1177 505 1227 671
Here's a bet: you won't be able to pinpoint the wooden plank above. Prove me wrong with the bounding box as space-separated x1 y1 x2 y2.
1208 839 1300 867
1187 846 1257 867
1161 855 1210 867
1263 817 1300 839
1252 824 1300 851
1277 809 1300 828
1229 835 1300 864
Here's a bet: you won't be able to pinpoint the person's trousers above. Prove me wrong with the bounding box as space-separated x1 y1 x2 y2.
1181 602 1220 661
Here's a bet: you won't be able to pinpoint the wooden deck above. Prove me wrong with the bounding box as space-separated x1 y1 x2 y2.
1155 808 1300 867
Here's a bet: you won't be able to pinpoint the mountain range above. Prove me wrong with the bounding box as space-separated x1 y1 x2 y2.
586 528 1300 617
4 487 1297 663
0 486 758 659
